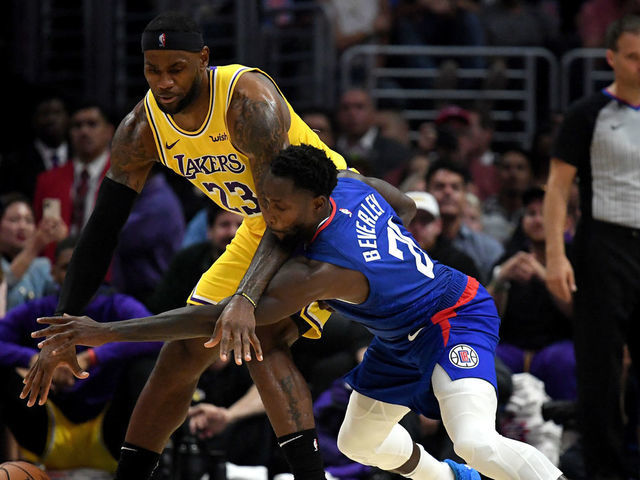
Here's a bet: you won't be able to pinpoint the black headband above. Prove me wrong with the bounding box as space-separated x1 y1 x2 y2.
141 31 204 52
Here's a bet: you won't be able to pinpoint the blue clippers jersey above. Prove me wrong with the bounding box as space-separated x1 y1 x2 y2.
304 177 469 341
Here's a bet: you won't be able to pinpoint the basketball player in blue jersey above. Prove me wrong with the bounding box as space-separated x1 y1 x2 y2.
28 145 567 480
21 11 347 480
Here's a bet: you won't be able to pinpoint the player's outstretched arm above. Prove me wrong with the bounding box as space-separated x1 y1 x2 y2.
35 257 351 368
25 259 320 405
338 170 417 226
24 302 228 406
210 71 296 364
26 258 359 407
32 302 230 353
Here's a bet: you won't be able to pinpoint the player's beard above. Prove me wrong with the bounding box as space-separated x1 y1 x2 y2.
281 224 316 247
156 73 202 115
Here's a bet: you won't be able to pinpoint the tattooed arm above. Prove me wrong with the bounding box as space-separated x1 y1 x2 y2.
56 102 158 315
209 72 295 363
228 71 291 197
107 101 159 191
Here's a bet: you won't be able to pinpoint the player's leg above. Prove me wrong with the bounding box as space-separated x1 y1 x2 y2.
432 364 563 480
102 355 158 459
248 319 314 435
187 218 328 479
336 391 459 480
247 318 327 479
115 337 221 480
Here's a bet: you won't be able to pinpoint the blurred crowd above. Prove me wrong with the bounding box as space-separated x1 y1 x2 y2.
1 1 640 479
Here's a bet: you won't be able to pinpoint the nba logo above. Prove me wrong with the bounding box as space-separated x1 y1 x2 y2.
158 33 167 47
449 344 479 369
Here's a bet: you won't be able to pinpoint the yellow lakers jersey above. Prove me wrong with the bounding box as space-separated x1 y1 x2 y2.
144 64 346 218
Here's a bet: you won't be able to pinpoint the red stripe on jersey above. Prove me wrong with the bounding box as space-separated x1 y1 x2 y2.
430 276 479 346
310 197 336 243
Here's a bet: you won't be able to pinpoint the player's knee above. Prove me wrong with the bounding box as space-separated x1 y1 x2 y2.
256 318 299 353
337 427 369 463
337 419 380 464
154 339 215 382
453 431 497 465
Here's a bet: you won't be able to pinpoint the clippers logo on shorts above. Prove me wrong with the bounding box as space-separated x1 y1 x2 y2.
449 344 479 369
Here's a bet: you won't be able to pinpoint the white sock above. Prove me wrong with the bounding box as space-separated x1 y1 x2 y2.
403 444 454 480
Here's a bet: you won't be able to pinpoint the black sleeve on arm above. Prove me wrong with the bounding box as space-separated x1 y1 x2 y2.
552 94 605 168
55 177 138 315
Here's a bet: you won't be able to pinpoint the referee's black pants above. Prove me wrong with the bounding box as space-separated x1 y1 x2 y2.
573 220 640 480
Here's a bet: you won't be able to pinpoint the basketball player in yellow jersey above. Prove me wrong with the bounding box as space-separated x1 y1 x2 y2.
25 11 345 480
143 62 344 330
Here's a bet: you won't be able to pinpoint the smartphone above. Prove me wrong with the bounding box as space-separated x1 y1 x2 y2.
42 198 61 219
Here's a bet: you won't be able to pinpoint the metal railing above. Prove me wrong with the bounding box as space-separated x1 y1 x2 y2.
560 48 613 110
256 2 336 109
340 45 558 148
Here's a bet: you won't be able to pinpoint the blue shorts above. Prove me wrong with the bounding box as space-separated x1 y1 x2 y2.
344 277 500 419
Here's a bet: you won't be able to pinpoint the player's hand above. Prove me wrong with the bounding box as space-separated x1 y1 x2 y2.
545 254 576 303
20 343 88 407
188 403 231 439
32 315 112 353
204 295 263 365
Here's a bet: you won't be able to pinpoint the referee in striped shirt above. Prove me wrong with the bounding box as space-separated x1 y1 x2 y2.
544 15 640 480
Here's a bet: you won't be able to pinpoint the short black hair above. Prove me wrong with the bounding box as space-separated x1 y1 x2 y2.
144 11 202 35
497 146 533 168
605 15 640 51
55 236 79 260
69 99 114 126
522 186 545 207
426 159 470 186
33 90 69 111
0 193 32 220
270 145 338 197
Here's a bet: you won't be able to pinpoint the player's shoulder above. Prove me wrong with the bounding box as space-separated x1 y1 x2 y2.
109 99 158 175
128 99 152 130
232 68 281 99
337 169 363 181
114 99 154 145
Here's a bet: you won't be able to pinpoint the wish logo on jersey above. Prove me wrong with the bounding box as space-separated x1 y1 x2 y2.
449 344 479 369
174 153 246 180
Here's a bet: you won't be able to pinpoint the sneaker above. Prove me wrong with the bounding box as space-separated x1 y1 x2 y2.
443 459 480 480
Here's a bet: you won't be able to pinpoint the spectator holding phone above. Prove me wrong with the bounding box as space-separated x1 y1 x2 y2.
33 101 114 236
0 193 66 310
